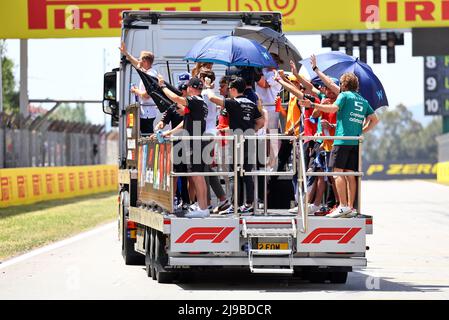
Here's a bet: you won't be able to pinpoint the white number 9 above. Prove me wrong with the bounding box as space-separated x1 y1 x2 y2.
426 77 437 91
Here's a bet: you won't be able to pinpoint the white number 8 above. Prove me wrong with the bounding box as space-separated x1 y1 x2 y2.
426 57 437 69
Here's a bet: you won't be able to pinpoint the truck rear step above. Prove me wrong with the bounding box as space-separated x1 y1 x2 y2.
243 218 296 274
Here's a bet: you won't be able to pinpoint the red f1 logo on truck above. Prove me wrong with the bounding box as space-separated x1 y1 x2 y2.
302 228 362 244
176 227 235 244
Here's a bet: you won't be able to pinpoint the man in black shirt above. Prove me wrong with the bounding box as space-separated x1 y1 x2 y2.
208 77 265 215
159 76 209 218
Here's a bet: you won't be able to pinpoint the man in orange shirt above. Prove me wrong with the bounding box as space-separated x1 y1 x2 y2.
276 73 302 172
309 79 339 214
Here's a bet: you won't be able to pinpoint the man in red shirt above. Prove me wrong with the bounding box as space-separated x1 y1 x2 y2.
308 80 339 214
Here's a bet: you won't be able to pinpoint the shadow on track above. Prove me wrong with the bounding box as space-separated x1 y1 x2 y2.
141 268 449 293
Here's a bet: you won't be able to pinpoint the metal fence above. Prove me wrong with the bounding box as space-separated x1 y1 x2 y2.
437 132 449 163
0 112 118 168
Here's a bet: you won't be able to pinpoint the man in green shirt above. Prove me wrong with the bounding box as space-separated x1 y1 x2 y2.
300 72 379 218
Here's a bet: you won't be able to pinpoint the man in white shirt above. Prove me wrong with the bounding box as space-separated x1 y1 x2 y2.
120 41 158 135
255 57 283 169
199 70 230 212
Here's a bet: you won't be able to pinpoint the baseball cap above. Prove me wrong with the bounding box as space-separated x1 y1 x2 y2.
188 77 203 90
178 83 188 91
178 72 191 82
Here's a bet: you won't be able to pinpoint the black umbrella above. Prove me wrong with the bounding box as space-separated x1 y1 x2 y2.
234 26 302 70
134 67 182 113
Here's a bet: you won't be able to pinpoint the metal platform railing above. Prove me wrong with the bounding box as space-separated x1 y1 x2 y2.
297 135 364 233
138 133 365 228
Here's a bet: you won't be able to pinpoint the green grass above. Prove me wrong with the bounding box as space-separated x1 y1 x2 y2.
0 192 117 261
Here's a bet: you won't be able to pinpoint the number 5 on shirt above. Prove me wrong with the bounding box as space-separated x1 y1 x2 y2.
354 101 364 112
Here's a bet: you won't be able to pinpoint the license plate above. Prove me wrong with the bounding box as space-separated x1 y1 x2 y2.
257 243 288 250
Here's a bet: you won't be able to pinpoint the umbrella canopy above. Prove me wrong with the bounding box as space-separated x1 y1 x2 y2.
184 35 278 69
234 26 302 70
300 51 388 110
134 67 181 113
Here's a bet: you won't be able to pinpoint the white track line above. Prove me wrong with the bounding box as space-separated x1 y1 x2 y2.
0 222 116 270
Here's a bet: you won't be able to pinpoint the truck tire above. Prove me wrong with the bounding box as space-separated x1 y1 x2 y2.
154 231 174 284
121 191 144 266
307 271 329 284
329 271 348 284
145 227 156 278
151 229 157 280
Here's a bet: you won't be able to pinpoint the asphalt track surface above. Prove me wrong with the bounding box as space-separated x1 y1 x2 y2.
1 180 448 300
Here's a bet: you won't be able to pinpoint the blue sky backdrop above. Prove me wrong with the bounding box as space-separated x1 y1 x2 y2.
3 32 435 125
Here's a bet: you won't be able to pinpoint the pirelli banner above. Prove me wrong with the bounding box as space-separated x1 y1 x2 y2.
0 165 118 208
1 0 449 38
363 160 438 180
438 161 449 183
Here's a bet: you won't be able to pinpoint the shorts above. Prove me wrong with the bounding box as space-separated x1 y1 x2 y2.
175 154 205 173
329 145 359 172
140 117 155 135
325 151 332 171
187 149 205 173
303 141 317 169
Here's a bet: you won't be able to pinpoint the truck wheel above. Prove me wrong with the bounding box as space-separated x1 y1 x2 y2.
307 272 329 284
151 229 157 280
145 227 155 278
154 231 174 284
121 191 144 266
329 271 348 284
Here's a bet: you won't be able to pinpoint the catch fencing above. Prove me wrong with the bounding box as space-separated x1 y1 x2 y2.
0 112 118 168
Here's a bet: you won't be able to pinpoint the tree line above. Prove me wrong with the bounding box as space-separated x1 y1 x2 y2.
1 40 88 123
363 104 442 162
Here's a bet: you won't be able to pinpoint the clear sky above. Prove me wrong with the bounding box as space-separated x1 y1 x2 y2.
2 32 434 126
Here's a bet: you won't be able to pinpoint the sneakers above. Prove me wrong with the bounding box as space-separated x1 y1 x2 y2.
173 198 182 211
188 202 199 211
213 199 231 214
288 206 299 213
308 203 321 215
345 208 358 218
314 206 329 216
218 204 253 216
326 206 353 218
238 204 254 216
219 205 234 215
288 205 319 215
185 208 210 218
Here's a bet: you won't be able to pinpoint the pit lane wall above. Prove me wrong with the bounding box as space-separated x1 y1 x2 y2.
0 165 118 208
437 133 449 183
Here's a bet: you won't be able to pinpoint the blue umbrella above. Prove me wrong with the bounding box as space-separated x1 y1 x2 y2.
184 35 278 68
300 52 388 110
311 76 340 87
